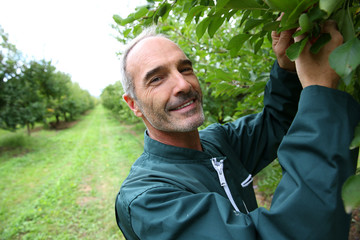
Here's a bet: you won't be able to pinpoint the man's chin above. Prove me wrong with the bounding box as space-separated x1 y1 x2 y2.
172 114 205 132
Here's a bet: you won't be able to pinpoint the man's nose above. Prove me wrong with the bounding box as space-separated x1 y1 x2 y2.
171 71 192 95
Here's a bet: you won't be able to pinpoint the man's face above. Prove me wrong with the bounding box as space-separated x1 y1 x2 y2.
125 37 204 133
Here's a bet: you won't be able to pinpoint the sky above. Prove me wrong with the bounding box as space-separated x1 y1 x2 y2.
0 0 146 97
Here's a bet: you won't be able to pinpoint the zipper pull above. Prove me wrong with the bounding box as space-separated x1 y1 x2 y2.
211 157 243 214
211 158 226 186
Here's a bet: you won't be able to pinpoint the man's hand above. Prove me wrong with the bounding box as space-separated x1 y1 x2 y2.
295 21 343 89
272 29 296 72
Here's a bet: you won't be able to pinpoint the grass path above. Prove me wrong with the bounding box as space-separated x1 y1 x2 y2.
0 105 144 239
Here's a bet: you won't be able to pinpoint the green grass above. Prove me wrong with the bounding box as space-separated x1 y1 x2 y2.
0 105 145 240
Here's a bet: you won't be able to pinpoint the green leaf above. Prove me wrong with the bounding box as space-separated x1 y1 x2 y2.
307 5 327 22
329 38 360 82
208 16 225 38
240 10 251 27
342 175 360 214
123 28 132 38
340 8 355 42
227 34 250 57
182 2 193 13
227 34 250 49
215 0 231 11
133 25 142 36
262 21 280 31
153 15 159 24
113 15 123 25
225 9 238 21
185 6 207 25
310 33 331 54
134 6 149 19
119 15 135 26
158 3 170 17
214 69 233 82
160 3 172 21
319 0 345 16
350 123 360 150
254 38 264 54
286 37 309 61
196 17 211 40
299 13 312 33
224 0 263 10
342 71 355 86
286 0 318 26
243 19 264 32
264 0 298 12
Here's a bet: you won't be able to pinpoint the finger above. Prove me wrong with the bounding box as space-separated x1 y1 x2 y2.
276 12 285 21
322 20 344 46
321 20 339 33
271 30 280 40
272 12 284 39
277 29 295 46
294 27 306 43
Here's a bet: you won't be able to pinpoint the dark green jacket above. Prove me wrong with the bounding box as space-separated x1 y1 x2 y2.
115 62 360 239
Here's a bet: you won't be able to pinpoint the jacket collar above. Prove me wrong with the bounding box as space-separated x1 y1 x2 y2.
143 130 213 161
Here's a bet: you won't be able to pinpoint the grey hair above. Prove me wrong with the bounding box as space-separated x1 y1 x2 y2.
120 26 167 99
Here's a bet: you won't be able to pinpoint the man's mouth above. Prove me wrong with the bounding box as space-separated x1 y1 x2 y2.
173 100 195 111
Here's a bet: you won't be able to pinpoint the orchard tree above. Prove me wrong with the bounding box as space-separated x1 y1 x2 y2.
61 82 95 121
0 26 21 86
46 71 71 124
112 0 360 217
0 26 96 134
0 74 44 135
1 60 59 135
0 26 23 131
101 81 141 123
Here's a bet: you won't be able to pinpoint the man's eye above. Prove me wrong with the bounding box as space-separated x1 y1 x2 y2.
180 68 193 73
150 77 161 84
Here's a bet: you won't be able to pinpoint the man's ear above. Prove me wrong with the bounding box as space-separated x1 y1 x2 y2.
123 94 143 117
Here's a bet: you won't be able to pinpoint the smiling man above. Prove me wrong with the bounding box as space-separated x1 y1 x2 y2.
115 23 360 240
123 36 205 150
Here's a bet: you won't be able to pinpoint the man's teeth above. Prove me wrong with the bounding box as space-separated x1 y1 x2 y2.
174 100 194 110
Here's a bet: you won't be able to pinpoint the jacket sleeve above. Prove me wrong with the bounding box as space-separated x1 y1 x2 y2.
222 61 302 175
125 186 257 239
120 86 360 240
249 86 360 239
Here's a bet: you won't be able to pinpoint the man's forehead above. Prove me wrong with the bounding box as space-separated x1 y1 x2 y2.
126 36 186 73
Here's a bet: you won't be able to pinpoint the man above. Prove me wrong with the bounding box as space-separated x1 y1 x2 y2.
115 21 360 239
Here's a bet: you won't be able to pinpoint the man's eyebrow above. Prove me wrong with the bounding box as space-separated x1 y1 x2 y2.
144 59 193 82
178 59 193 67
144 66 166 82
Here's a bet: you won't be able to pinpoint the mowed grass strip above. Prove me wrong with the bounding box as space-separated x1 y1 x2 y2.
0 105 144 239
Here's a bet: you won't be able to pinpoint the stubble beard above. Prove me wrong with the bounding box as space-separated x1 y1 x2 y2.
137 91 205 133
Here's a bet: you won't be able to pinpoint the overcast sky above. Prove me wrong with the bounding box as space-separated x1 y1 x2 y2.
0 0 146 97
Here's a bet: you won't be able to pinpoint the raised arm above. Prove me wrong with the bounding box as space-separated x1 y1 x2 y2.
221 27 303 174
249 20 359 239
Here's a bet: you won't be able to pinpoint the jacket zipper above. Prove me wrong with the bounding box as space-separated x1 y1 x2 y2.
211 157 249 213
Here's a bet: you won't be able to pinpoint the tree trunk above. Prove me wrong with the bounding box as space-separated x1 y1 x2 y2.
26 122 31 136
